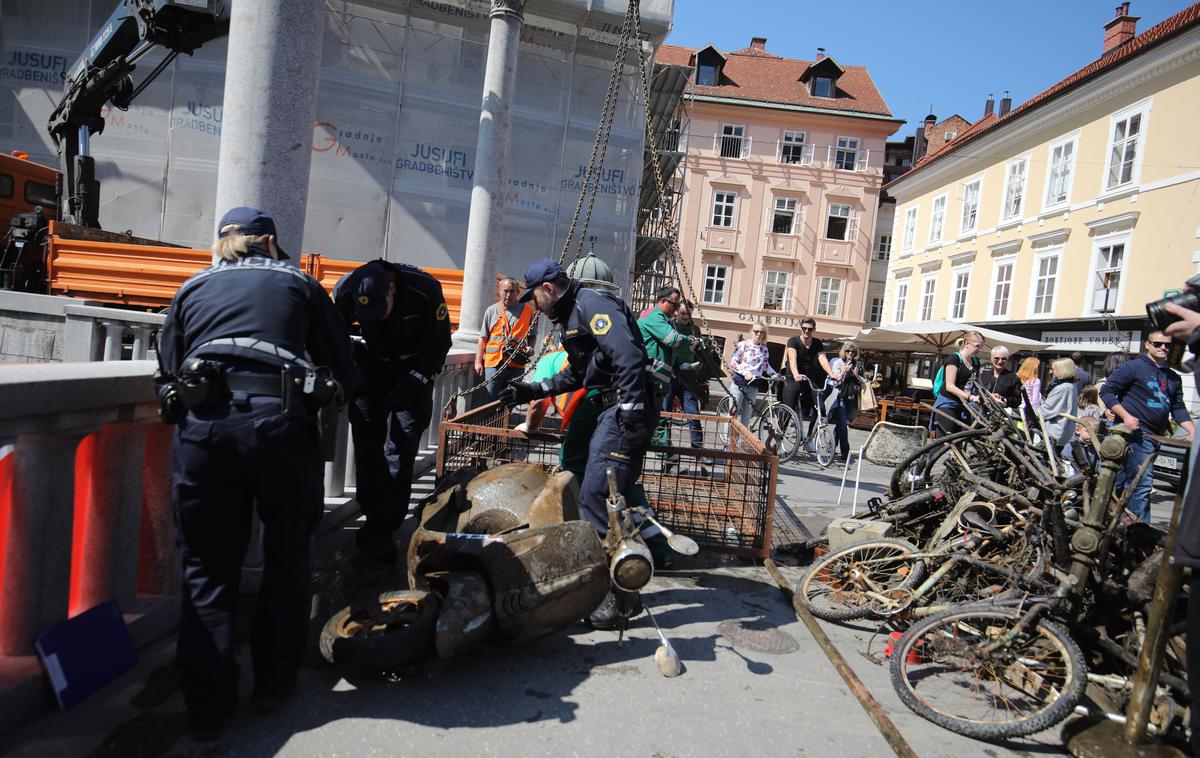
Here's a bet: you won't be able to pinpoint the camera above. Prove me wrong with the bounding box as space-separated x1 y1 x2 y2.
1146 273 1200 331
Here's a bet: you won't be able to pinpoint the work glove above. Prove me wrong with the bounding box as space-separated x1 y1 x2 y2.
625 415 653 450
499 380 542 406
677 361 702 373
688 336 706 351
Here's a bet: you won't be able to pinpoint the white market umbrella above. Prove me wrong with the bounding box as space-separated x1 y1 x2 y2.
851 320 1051 354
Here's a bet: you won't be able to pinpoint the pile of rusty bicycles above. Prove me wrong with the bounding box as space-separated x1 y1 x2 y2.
796 391 1190 742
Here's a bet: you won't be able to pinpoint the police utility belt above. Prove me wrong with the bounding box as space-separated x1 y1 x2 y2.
160 338 340 420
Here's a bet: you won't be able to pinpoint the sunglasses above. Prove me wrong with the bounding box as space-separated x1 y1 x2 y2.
752 330 766 335
991 356 1008 362
800 326 814 332
1148 340 1171 348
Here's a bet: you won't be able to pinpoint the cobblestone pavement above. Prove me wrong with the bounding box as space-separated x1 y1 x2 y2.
2 428 1180 757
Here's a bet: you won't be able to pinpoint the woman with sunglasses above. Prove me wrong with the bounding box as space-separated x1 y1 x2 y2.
826 342 863 461
726 323 778 425
978 345 1021 410
932 331 984 434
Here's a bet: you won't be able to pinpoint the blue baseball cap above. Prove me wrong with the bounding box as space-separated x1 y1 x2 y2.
519 258 567 302
216 206 289 260
337 260 392 322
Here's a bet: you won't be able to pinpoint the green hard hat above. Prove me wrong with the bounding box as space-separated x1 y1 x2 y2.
567 254 620 294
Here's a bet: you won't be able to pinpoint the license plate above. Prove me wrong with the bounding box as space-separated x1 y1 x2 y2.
1157 456 1180 471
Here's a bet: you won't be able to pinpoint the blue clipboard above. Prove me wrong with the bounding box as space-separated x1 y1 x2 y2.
34 600 139 711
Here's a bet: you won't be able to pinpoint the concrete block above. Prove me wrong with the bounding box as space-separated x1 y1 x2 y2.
825 518 894 552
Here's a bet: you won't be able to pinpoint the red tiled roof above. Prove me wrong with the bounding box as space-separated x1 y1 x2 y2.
655 43 895 118
903 2 1200 176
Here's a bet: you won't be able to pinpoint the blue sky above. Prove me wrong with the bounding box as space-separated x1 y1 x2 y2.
664 0 1188 138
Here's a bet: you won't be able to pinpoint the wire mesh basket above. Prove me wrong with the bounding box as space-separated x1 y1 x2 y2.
437 401 777 557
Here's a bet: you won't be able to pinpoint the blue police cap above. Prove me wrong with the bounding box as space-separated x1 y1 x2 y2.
342 261 392 322
216 206 289 260
519 258 567 302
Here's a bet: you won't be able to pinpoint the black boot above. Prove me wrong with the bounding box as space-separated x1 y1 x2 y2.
355 522 398 566
587 588 643 631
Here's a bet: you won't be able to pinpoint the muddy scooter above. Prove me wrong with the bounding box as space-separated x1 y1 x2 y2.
319 463 696 670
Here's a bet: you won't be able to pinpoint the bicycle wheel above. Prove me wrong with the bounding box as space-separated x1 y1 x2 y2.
890 605 1087 739
716 394 737 444
760 403 802 462
814 424 836 468
797 538 926 621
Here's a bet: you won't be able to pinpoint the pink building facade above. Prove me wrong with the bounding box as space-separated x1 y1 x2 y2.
657 40 902 356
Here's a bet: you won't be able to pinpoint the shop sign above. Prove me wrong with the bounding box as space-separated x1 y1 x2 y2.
1040 330 1140 350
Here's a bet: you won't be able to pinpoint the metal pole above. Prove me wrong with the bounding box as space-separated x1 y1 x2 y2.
452 0 525 351
1123 445 1190 744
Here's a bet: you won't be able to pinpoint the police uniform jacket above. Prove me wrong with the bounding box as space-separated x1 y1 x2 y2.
536 279 652 414
333 261 453 387
159 250 356 392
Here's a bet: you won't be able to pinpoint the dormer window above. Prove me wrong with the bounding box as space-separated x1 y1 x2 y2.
812 76 834 98
800 55 844 100
693 45 726 87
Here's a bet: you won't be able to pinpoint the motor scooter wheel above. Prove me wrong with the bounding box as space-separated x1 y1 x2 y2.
319 590 441 669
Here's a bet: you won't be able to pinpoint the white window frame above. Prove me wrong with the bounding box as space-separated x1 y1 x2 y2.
825 202 855 241
928 193 947 243
959 177 982 235
868 296 884 325
711 189 736 228
893 281 909 323
1042 133 1079 211
876 234 891 260
919 273 937 321
762 269 792 311
780 130 806 164
717 123 750 159
1102 100 1151 193
948 265 971 321
816 276 842 317
703 263 729 304
901 206 918 253
999 155 1029 222
1028 248 1061 317
771 196 799 235
989 255 1016 318
1086 233 1132 315
834 136 860 171
944 130 958 141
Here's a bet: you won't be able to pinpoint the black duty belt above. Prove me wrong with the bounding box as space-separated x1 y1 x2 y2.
226 373 285 397
592 389 620 410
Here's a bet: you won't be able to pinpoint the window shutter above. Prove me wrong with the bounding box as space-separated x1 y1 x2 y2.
848 212 860 241
855 150 868 172
741 136 753 159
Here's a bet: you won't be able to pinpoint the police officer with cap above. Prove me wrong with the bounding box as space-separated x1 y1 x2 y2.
333 259 452 564
499 258 656 628
157 207 355 738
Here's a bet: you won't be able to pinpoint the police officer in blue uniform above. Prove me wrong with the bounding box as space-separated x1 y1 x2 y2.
499 259 656 628
333 259 452 564
157 207 355 739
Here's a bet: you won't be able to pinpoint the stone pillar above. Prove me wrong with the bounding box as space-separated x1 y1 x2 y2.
130 327 149 360
452 0 525 350
71 424 146 615
0 433 84 656
102 322 123 361
212 0 327 260
137 424 177 596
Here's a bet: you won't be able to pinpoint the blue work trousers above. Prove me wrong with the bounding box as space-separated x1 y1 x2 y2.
579 404 658 536
348 378 434 532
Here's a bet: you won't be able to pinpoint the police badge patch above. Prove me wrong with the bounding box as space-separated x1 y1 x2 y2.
589 314 612 335
357 295 370 306
436 303 449 321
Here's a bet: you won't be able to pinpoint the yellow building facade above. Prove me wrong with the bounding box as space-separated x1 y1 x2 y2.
884 6 1200 370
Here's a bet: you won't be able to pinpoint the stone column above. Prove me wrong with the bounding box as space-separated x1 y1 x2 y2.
137 423 177 596
212 0 327 260
102 322 123 361
452 0 525 350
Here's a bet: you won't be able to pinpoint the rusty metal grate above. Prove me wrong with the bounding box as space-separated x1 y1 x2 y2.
436 402 778 558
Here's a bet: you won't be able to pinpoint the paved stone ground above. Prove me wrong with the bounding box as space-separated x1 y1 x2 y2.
0 428 1180 757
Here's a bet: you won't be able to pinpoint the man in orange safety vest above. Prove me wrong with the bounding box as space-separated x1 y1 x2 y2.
474 275 536 401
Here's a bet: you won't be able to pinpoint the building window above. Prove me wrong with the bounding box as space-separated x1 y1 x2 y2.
1045 136 1077 208
712 190 736 227
960 178 981 234
876 234 891 260
1091 240 1126 313
703 264 728 304
697 63 718 86
950 267 970 320
825 203 854 240
834 136 860 171
919 275 936 320
1001 157 1028 221
780 131 807 164
1031 253 1059 316
901 206 918 252
893 282 909 323
868 296 883 325
1105 106 1147 190
719 124 746 159
817 276 842 317
772 197 798 235
763 270 791 310
944 130 958 141
928 193 947 243
991 258 1014 318
812 76 834 98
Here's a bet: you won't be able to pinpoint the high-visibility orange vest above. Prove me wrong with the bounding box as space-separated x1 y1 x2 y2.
483 303 534 368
